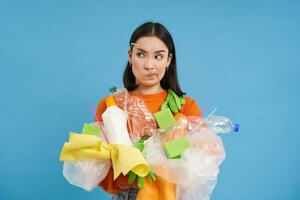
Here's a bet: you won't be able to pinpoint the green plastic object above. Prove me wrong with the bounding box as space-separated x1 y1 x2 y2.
154 108 176 128
82 123 101 137
163 137 191 159
160 89 186 113
134 140 145 152
128 170 156 188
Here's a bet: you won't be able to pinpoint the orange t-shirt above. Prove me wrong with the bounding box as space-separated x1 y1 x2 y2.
95 90 202 200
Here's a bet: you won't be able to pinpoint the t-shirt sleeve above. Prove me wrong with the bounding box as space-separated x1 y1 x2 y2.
95 97 107 122
180 96 202 117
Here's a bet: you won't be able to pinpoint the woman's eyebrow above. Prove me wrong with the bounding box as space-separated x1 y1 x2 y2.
155 50 167 53
136 48 147 53
136 48 167 53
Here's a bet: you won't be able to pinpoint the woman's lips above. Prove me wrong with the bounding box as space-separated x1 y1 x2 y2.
145 73 157 79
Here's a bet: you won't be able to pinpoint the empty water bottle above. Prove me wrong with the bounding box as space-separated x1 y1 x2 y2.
205 115 239 134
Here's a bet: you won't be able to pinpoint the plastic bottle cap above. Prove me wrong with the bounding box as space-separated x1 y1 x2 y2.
105 96 116 107
233 123 239 132
109 86 117 93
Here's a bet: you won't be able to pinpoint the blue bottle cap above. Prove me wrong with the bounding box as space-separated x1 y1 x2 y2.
109 86 117 94
233 124 239 132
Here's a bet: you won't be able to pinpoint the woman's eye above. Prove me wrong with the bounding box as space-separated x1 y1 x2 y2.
136 52 145 58
155 55 163 60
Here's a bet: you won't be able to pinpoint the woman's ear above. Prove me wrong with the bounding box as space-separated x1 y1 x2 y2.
128 49 132 64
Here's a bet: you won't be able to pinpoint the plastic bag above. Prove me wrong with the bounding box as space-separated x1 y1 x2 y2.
176 178 217 200
112 88 157 141
143 130 225 185
143 116 227 200
63 160 111 191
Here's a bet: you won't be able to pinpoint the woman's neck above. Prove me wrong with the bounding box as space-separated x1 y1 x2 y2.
133 85 164 95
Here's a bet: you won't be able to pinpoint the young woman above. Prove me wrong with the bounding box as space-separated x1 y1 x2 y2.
96 22 202 200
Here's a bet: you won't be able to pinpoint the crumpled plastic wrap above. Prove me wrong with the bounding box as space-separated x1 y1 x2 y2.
113 88 157 141
63 160 111 191
143 116 226 200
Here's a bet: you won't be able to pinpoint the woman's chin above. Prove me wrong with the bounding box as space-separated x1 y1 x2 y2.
139 80 160 88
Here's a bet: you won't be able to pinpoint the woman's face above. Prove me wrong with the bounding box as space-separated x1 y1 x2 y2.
128 36 172 91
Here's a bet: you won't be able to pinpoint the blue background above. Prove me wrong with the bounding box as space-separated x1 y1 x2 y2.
0 0 299 199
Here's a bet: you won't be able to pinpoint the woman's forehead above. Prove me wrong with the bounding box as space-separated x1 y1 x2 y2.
133 36 168 52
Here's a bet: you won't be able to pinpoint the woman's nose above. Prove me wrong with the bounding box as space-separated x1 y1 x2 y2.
144 58 155 70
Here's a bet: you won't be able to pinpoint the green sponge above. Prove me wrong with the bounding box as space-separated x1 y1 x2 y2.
82 123 101 138
154 108 176 129
163 137 191 159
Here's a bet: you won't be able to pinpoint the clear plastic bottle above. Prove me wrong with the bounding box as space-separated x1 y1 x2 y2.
102 96 133 146
205 115 239 134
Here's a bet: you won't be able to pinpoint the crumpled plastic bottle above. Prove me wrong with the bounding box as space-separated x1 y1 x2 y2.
204 115 239 134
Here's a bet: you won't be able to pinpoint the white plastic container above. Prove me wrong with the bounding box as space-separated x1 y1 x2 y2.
102 96 133 146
